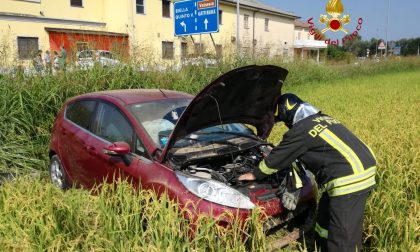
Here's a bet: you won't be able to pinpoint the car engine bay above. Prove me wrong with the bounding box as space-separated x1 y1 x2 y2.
169 141 290 193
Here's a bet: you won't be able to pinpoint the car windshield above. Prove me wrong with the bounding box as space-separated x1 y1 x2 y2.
130 99 191 147
129 99 256 148
78 50 93 59
99 51 113 59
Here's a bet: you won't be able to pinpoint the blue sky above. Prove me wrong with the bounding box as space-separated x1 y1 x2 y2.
259 0 420 41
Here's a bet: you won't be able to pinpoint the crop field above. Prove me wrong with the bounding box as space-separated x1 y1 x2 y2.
0 58 419 251
276 70 420 251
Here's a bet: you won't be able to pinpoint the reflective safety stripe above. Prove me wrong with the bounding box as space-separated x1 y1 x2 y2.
319 129 364 174
325 166 376 191
292 163 303 189
258 160 277 175
328 174 376 197
315 223 328 239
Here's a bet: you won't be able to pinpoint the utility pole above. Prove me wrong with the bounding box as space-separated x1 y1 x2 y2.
375 28 379 57
385 0 391 56
236 0 240 57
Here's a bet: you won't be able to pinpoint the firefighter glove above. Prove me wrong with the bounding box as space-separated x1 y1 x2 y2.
282 190 298 211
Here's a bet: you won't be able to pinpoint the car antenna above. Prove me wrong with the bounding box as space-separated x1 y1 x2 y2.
208 89 235 164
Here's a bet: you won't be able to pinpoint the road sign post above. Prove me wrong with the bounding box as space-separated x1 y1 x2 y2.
174 0 219 36
378 41 386 50
393 46 401 56
378 41 386 57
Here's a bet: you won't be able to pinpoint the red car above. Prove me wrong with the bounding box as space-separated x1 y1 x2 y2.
49 65 316 238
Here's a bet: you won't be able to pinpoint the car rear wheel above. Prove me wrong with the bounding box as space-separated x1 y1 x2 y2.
50 154 70 189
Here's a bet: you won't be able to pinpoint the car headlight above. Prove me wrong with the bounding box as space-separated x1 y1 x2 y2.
176 171 255 210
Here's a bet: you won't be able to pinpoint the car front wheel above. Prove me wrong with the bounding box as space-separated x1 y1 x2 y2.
50 154 70 189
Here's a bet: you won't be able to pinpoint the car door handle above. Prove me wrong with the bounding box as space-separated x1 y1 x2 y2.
85 145 98 155
60 127 67 135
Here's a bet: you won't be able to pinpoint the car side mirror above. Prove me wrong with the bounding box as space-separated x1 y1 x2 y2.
103 142 132 166
103 142 131 156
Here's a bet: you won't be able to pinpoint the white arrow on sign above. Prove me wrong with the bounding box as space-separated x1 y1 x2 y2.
180 21 187 32
204 18 208 30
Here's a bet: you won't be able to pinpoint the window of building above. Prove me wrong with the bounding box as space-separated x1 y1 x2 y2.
76 42 89 52
265 18 269 32
17 37 39 60
181 42 188 59
298 32 301 40
136 0 145 14
162 0 171 18
70 0 83 7
308 33 311 40
65 100 97 130
244 14 249 29
162 41 174 59
219 10 223 25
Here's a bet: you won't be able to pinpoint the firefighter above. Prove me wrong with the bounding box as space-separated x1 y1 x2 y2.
239 93 376 252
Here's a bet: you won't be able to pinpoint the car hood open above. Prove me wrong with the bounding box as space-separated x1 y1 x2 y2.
161 65 288 161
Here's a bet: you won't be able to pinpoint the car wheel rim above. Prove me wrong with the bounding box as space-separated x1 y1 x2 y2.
50 159 64 188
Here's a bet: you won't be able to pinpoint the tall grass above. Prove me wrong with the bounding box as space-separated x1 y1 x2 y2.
0 57 419 251
1 57 420 172
0 177 265 251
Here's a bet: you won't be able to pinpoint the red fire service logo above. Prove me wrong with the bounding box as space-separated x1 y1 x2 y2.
308 0 363 46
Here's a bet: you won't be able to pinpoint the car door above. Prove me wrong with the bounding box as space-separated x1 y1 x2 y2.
85 101 157 188
59 99 97 186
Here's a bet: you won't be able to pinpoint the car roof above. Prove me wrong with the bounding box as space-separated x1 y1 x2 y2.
71 89 193 106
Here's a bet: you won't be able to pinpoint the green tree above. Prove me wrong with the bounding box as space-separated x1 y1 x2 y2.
326 45 346 60
399 38 420 56
342 35 370 57
368 38 380 57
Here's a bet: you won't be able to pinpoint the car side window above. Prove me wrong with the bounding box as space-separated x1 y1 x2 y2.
65 100 96 130
94 103 134 145
136 136 150 159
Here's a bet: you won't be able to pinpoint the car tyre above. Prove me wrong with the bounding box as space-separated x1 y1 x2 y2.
50 154 70 190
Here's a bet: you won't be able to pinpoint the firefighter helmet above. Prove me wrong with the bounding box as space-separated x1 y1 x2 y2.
275 93 320 128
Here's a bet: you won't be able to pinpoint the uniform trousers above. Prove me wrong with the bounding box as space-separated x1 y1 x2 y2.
315 191 370 252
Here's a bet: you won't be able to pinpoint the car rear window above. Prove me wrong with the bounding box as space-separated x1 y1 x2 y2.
65 100 96 130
